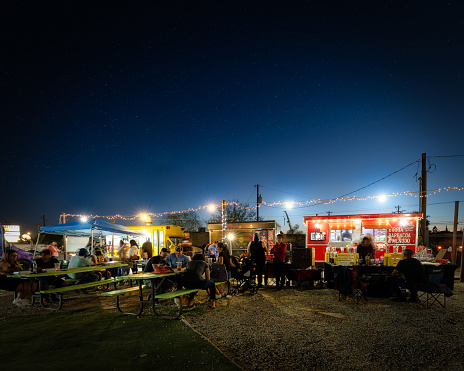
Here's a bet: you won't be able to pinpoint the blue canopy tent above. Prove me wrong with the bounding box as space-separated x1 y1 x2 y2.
36 219 144 259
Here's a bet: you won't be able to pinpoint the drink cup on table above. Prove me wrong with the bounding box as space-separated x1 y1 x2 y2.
177 261 182 271
54 262 60 270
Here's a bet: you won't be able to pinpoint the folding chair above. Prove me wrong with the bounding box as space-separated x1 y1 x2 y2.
417 271 453 309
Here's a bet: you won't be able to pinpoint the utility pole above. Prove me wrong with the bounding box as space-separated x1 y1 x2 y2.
421 153 428 245
43 214 46 226
460 224 464 282
452 201 459 264
327 211 332 216
394 205 404 214
256 184 262 222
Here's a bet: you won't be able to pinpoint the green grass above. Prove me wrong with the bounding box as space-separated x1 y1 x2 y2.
0 306 240 371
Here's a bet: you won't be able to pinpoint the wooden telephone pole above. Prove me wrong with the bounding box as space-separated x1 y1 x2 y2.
420 153 428 245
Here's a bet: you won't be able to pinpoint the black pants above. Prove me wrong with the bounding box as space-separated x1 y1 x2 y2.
388 276 424 299
273 262 286 287
183 279 216 301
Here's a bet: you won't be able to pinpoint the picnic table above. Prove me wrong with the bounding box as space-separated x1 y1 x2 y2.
101 269 232 319
101 269 195 319
8 261 128 310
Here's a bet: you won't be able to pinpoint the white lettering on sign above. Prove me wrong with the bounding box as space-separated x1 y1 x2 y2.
387 226 414 245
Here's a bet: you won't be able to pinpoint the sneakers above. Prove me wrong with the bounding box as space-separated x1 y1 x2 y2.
13 298 29 308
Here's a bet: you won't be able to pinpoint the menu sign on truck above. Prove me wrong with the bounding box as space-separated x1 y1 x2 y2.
387 222 416 246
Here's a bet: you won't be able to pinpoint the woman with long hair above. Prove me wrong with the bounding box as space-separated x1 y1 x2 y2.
0 250 37 307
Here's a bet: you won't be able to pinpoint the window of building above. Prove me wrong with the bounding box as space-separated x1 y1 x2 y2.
329 229 353 242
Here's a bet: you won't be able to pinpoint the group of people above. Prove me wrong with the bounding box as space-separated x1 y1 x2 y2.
247 233 288 290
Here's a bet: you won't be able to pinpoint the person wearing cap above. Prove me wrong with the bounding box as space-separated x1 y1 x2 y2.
67 248 99 284
165 246 190 269
144 248 170 273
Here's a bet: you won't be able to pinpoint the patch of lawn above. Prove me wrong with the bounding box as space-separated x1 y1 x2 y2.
1 306 240 371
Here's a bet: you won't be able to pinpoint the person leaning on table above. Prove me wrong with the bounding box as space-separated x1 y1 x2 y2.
388 248 426 302
165 246 190 269
144 248 170 273
67 248 99 284
143 247 173 291
0 250 37 308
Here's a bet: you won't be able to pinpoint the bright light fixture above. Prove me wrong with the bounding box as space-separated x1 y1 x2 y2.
400 219 408 227
141 214 147 220
227 233 234 240
285 202 293 209
378 195 387 202
80 217 88 222
208 204 216 212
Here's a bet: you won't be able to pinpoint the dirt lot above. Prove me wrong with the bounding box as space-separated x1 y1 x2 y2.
2 282 464 370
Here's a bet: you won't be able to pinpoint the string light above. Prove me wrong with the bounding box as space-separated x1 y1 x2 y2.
63 186 464 221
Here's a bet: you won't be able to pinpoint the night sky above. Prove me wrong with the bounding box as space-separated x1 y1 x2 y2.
2 1 464 235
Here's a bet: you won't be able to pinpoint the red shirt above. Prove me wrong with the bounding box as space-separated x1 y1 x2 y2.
271 243 287 263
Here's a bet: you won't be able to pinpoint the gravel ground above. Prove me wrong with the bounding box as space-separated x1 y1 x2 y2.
185 283 464 371
2 282 464 370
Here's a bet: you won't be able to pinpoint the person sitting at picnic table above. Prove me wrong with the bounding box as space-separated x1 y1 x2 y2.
165 246 190 269
144 248 170 273
36 249 65 301
388 248 426 302
68 248 99 284
215 242 233 276
141 240 153 259
357 237 374 263
0 250 37 307
183 253 216 309
90 247 111 279
206 241 218 262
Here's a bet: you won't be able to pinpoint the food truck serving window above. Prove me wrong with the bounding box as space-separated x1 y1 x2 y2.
363 228 387 242
329 230 353 242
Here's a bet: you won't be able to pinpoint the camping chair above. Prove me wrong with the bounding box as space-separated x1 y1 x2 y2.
417 269 453 309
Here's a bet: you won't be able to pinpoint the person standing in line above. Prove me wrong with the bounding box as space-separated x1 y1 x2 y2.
247 233 268 288
47 241 60 258
271 234 287 290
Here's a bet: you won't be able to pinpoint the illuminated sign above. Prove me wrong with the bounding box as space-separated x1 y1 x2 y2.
4 225 20 242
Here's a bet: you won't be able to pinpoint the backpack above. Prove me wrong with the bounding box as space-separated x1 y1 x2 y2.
210 264 228 282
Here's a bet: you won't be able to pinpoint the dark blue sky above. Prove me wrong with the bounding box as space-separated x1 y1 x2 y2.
2 1 464 234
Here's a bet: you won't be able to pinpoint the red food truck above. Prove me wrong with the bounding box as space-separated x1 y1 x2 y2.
303 213 422 262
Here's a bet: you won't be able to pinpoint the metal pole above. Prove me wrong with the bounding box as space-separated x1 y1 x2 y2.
257 184 260 222
421 153 428 245
452 201 459 264
460 224 464 282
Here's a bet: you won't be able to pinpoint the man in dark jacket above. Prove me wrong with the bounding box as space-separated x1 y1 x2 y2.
389 248 426 302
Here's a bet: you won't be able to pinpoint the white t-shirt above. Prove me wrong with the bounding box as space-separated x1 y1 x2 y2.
129 246 139 258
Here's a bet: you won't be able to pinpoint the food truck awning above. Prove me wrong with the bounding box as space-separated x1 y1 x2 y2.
329 222 356 230
362 220 392 229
